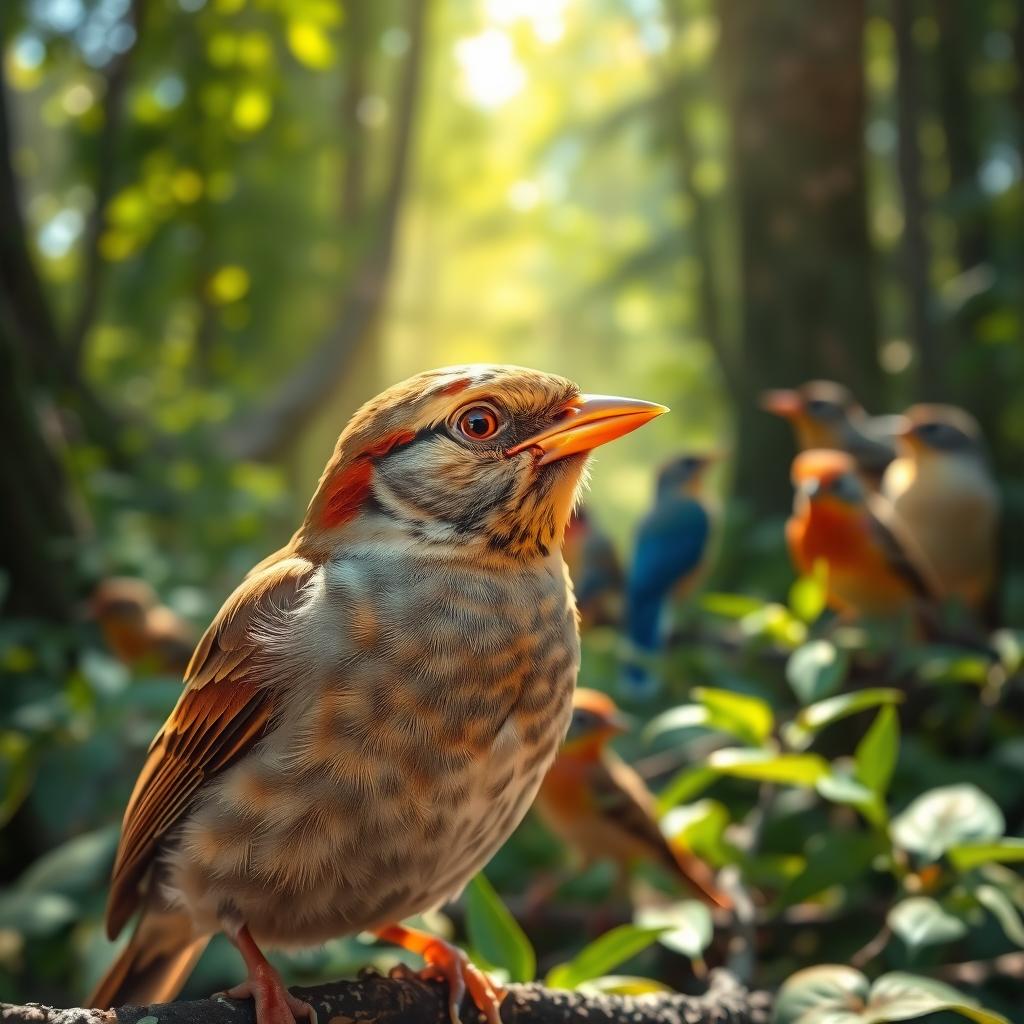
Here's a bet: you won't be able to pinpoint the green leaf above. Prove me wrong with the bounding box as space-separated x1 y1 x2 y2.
700 592 765 619
662 799 730 862
776 831 884 908
786 640 848 704
855 706 899 797
891 785 1005 861
975 884 1024 948
772 966 1011 1024
17 825 120 897
643 704 711 742
788 565 829 624
816 771 887 828
796 689 904 734
692 686 774 745
888 897 967 951
464 873 535 983
635 901 713 959
545 925 668 990
0 730 33 828
576 975 672 996
708 747 829 786
0 889 77 938
949 838 1024 872
656 767 717 814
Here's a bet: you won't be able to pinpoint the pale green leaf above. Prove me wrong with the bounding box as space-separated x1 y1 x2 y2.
464 873 535 983
887 897 967 951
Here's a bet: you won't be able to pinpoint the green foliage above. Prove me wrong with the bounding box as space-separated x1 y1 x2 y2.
464 873 535 983
544 925 669 990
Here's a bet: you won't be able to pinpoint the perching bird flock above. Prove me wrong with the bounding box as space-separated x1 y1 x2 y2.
88 367 1004 1024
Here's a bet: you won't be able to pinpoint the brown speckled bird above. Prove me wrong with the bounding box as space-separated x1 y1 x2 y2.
88 365 665 1024
883 404 1000 614
535 688 730 909
90 577 195 677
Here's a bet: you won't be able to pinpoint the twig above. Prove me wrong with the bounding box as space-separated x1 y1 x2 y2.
1 968 771 1024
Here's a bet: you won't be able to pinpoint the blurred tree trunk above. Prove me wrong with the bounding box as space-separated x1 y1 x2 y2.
894 0 941 398
719 0 879 515
0 311 75 620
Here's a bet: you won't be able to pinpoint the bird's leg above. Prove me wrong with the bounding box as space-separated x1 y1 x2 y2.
376 923 505 1024
221 923 317 1024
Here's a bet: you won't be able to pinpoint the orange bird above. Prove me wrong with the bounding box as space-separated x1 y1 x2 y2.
535 688 730 909
88 366 664 1024
89 577 195 677
762 381 897 484
883 405 1000 616
786 449 939 619
562 507 624 629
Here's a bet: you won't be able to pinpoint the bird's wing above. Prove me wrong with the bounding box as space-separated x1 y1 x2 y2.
866 495 940 600
591 753 729 908
626 499 709 649
105 554 316 938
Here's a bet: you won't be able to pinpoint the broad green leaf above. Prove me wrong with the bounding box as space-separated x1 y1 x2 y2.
891 785 1004 861
576 975 672 996
786 640 848 704
656 767 717 813
788 565 828 624
544 924 668 990
700 592 765 619
708 747 829 786
816 771 886 828
0 889 77 937
662 799 730 862
464 873 535 983
975 884 1024 948
635 900 713 959
17 825 119 897
796 689 904 734
776 831 884 907
855 706 899 797
692 686 774 745
773 966 1010 1024
643 704 711 742
740 603 806 646
888 897 967 951
949 838 1024 872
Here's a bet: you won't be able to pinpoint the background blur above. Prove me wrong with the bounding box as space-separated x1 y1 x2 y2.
2 0 1024 1016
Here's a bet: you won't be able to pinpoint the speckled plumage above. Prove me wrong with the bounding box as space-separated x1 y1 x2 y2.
90 365 665 1024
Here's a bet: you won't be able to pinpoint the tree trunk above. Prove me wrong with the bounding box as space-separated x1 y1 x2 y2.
719 0 878 515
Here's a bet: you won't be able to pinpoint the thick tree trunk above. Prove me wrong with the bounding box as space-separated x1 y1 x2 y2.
1 969 770 1024
719 0 878 515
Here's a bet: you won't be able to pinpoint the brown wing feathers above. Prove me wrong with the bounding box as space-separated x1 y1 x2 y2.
105 557 314 937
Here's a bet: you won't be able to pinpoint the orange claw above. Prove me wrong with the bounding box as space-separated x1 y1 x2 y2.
376 924 506 1024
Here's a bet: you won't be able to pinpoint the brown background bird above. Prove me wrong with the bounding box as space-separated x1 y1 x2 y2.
883 404 1001 616
89 577 196 677
535 688 729 910
88 365 664 1024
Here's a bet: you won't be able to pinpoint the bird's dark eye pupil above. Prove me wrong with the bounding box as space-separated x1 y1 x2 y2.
468 415 489 435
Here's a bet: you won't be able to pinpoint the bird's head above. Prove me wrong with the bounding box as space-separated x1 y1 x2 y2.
88 577 158 630
655 452 720 498
561 687 633 757
898 404 986 461
296 365 665 561
790 449 867 511
762 381 859 449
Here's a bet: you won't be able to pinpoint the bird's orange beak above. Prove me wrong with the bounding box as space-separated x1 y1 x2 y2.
761 389 803 420
508 394 668 465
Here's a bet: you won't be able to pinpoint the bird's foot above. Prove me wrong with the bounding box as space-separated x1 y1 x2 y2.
377 924 505 1024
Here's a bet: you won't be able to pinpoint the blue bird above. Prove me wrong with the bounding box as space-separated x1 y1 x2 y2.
624 454 719 698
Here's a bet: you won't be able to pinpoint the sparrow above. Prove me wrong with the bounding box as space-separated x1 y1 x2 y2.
761 381 898 484
624 454 718 697
89 577 195 677
535 688 729 908
786 449 940 619
562 507 624 629
88 365 665 1024
882 404 1000 616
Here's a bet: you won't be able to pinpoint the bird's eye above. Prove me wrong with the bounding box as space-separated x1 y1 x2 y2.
456 404 502 441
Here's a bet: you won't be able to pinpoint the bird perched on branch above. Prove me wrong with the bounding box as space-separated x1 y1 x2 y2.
562 507 624 629
762 381 898 484
624 454 718 697
536 688 729 909
882 405 1000 617
89 577 195 677
88 365 665 1024
786 449 939 620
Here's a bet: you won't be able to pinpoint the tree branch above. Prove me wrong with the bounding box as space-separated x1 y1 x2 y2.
65 0 147 368
1 969 770 1024
222 0 428 462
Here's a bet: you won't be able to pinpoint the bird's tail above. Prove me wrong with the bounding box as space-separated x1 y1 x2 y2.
88 908 209 1010
665 840 733 911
